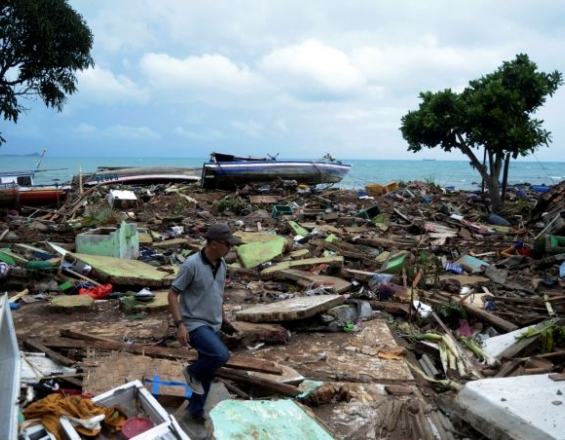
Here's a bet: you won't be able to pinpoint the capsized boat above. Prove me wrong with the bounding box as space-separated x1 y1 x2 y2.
82 166 201 186
201 152 351 189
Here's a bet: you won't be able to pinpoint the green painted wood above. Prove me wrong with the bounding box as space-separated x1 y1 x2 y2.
51 295 94 309
288 221 309 237
71 253 177 287
210 399 334 440
260 256 343 278
236 236 286 268
381 254 407 274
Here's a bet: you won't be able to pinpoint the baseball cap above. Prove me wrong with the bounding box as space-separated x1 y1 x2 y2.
205 223 242 245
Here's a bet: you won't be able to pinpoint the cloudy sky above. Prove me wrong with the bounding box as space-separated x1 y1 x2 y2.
2 0 565 160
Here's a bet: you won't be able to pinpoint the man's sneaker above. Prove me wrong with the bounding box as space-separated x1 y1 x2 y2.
183 367 205 395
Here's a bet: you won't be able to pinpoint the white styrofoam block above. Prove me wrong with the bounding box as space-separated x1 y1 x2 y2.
455 374 565 440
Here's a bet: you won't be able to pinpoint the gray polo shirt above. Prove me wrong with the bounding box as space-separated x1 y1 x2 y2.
171 250 226 332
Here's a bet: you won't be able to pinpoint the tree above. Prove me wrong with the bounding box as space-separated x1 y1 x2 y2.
0 0 93 144
400 54 562 211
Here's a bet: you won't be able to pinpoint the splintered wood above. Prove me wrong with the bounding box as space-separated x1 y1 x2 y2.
83 351 184 396
258 320 414 383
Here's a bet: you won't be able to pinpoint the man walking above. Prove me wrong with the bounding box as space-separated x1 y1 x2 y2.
168 223 241 422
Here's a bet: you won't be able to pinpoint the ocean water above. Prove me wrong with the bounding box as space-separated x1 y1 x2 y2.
1 156 564 190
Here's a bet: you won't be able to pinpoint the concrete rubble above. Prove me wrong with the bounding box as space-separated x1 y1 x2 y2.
1 177 564 439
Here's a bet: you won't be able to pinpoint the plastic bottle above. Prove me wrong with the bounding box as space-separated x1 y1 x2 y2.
443 262 464 274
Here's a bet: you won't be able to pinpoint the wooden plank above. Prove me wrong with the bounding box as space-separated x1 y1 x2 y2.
494 359 522 378
9 289 29 303
349 236 417 249
272 269 351 293
62 267 102 286
70 253 177 287
549 373 565 382
59 330 282 374
24 339 77 367
231 321 290 344
216 368 300 397
219 379 250 399
151 238 190 249
461 302 518 333
260 256 343 278
235 294 346 323
249 195 280 204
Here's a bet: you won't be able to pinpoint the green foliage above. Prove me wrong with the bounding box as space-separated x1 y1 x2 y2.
401 54 562 210
519 322 565 353
0 0 93 143
401 54 562 158
214 196 249 215
81 207 120 227
437 302 465 328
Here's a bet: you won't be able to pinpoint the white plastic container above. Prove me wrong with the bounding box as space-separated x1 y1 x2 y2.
60 380 190 440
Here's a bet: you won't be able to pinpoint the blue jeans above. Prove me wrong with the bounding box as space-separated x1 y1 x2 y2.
187 325 230 416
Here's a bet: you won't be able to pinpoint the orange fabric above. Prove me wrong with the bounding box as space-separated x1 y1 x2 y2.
23 393 125 440
79 283 113 299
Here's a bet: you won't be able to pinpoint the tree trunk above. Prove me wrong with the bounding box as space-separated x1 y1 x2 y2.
456 140 504 212
486 174 502 211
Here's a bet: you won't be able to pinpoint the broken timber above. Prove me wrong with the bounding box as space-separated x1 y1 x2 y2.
272 269 351 293
70 253 177 287
58 330 282 374
236 294 346 322
260 256 343 278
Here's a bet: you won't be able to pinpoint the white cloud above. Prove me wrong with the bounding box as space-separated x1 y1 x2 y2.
274 118 288 131
140 53 263 96
17 1 565 160
259 40 365 100
351 42 501 94
70 123 161 141
73 123 97 134
174 126 224 140
104 125 161 140
77 66 147 103
231 120 263 138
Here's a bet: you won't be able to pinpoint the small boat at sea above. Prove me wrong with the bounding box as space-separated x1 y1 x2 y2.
201 152 351 189
82 166 201 186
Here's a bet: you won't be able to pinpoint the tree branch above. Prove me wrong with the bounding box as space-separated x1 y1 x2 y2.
456 134 486 176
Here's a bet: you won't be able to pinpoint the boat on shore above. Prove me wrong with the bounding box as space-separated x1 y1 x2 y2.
201 152 351 189
0 170 68 208
81 166 201 186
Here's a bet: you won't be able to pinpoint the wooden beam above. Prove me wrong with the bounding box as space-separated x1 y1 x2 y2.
460 302 518 333
58 330 282 375
24 339 77 367
216 368 300 397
